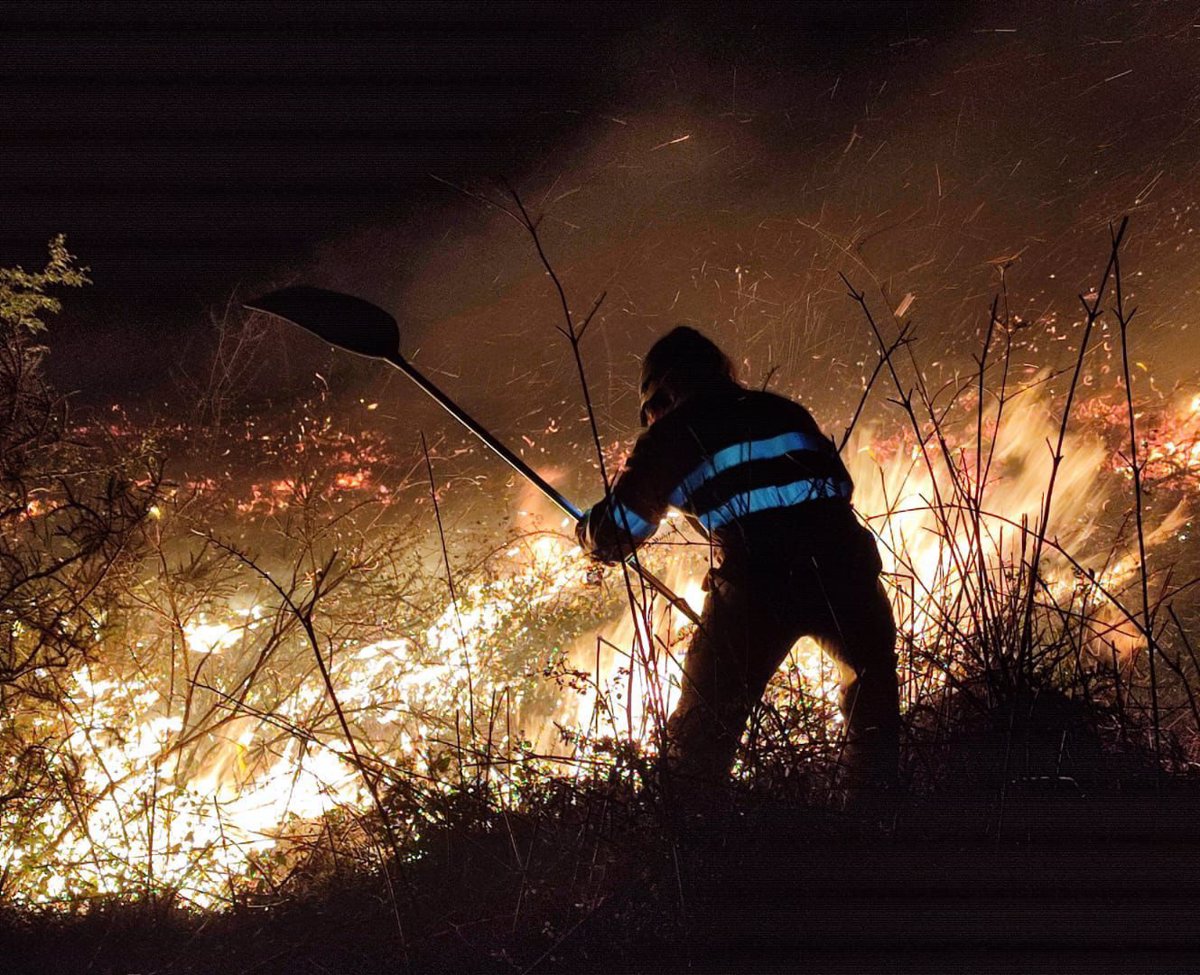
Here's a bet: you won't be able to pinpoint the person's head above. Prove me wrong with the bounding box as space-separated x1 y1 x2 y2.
638 326 737 427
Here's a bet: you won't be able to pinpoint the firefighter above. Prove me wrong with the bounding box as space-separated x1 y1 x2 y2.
576 326 900 799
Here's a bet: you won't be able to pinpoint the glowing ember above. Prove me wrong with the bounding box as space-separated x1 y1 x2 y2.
1 378 1193 910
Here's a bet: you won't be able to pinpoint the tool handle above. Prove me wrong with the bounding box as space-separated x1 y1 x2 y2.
389 354 581 518
388 354 701 625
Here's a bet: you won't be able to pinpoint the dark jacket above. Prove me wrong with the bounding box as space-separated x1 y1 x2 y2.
577 379 878 578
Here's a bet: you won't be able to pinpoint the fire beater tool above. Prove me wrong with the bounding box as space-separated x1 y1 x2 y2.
244 286 701 625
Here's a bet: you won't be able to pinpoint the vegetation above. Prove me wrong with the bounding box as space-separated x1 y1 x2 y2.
1 221 1198 972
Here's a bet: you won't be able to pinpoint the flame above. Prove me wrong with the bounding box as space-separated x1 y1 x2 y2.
2 381 1194 911
183 619 240 655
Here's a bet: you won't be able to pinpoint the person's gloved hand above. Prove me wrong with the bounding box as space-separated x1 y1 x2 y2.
576 510 608 583
574 508 591 551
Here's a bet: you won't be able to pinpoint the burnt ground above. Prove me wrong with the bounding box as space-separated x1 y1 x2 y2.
6 755 1200 975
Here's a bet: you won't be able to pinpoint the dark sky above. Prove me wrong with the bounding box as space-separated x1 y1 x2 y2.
5 1 967 396
6 3 644 279
6 0 1200 448
5 2 629 355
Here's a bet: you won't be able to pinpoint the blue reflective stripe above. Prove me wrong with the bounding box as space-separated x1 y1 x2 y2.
667 431 830 507
696 477 852 531
606 500 657 542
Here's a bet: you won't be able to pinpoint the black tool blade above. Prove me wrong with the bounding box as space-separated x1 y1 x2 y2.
244 286 400 360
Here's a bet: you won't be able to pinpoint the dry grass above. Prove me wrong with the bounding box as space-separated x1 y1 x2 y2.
3 221 1200 971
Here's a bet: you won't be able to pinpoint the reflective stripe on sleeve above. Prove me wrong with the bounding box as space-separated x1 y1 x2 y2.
606 500 657 542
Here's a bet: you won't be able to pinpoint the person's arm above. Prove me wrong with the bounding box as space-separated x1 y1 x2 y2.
575 427 677 563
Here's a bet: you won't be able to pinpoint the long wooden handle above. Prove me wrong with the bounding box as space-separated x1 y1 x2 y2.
388 354 701 625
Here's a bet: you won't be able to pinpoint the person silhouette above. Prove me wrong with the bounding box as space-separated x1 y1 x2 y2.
577 326 899 799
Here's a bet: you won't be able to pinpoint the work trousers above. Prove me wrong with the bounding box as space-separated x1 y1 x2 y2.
664 556 899 790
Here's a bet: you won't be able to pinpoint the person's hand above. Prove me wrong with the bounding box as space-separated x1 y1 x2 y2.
575 514 605 581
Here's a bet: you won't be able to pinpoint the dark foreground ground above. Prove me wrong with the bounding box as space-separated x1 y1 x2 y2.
6 764 1200 975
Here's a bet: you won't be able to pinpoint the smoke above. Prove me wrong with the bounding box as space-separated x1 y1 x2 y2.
290 2 1200 532
11 1 1200 912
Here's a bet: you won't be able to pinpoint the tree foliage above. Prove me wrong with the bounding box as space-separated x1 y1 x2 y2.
0 237 157 703
0 234 89 334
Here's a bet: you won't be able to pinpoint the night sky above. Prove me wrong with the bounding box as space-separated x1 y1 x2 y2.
5 1 641 391
4 3 969 395
6 1 1200 452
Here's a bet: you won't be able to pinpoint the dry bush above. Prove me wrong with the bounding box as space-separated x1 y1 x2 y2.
1 239 162 875
2 217 1198 938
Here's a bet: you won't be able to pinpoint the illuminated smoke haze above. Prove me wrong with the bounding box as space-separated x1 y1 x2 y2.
276 2 1200 529
6 1 1200 908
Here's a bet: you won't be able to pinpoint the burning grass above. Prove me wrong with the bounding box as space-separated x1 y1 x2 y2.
2 223 1199 970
